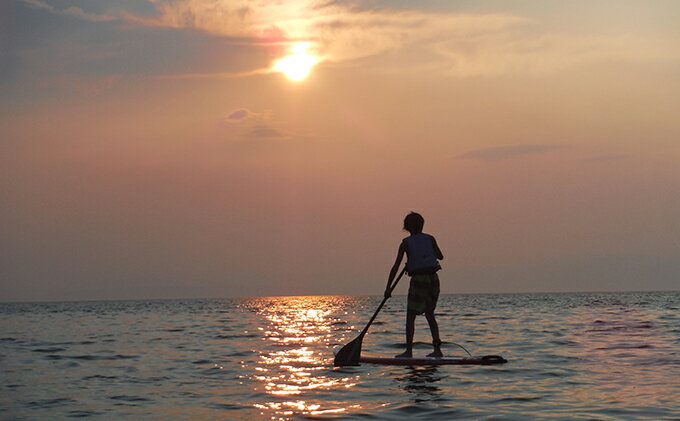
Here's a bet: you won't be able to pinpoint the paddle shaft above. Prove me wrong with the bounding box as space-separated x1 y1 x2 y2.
333 265 408 366
358 266 407 338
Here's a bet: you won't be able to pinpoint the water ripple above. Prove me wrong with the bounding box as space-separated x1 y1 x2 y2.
0 292 678 420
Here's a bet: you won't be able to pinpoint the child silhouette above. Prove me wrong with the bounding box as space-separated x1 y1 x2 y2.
385 212 444 358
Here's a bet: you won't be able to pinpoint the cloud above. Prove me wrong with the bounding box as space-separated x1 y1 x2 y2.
222 108 312 141
433 32 680 77
245 124 315 141
249 124 287 139
16 0 680 80
586 154 633 162
458 144 562 162
225 108 258 123
21 0 116 22
130 1 530 62
121 0 679 78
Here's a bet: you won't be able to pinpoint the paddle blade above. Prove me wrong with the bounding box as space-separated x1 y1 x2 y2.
333 337 362 366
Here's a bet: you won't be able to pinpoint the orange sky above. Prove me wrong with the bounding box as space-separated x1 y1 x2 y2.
1 0 680 301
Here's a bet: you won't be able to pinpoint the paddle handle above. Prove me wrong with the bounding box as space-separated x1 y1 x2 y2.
359 266 407 337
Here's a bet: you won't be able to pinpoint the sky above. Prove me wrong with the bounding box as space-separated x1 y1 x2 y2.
1 0 680 302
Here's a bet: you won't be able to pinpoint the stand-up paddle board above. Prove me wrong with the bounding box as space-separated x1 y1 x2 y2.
333 348 507 366
357 354 507 365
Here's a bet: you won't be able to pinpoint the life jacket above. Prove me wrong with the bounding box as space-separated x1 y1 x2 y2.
404 233 441 275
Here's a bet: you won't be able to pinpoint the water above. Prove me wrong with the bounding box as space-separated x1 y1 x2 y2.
1 292 679 420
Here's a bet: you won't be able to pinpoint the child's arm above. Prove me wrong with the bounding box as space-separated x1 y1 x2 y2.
385 241 406 298
432 236 444 260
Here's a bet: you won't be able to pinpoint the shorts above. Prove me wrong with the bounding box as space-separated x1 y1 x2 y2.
407 273 440 315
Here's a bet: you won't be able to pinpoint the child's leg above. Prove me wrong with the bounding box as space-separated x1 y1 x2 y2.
425 310 443 357
396 311 416 357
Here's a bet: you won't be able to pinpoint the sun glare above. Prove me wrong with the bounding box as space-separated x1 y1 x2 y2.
272 42 319 81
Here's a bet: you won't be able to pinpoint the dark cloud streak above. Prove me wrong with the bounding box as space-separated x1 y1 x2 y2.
458 144 562 162
586 154 632 162
225 108 258 123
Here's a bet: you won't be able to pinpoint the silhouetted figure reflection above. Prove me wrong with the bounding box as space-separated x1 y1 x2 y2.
396 366 443 402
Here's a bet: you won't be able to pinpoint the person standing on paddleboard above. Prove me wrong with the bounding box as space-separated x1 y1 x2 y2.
385 212 444 358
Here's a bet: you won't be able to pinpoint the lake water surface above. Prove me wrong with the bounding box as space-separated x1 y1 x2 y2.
1 291 679 419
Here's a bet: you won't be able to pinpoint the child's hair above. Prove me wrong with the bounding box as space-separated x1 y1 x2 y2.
403 212 425 234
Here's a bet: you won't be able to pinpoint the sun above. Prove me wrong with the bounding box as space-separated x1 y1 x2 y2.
272 42 319 81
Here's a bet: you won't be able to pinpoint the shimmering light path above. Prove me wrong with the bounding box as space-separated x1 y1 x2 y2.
248 297 359 417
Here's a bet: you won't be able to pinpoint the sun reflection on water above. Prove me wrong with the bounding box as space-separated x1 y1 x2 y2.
246 296 360 419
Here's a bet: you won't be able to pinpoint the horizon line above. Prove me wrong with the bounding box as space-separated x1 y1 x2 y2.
2 288 678 305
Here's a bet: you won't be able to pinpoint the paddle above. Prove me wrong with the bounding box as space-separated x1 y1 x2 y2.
334 266 407 366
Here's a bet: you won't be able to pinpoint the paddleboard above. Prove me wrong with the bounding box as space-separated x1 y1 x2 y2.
357 354 507 366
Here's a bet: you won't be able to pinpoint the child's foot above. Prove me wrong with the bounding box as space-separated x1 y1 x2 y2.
426 349 443 358
395 350 413 358
427 339 443 358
